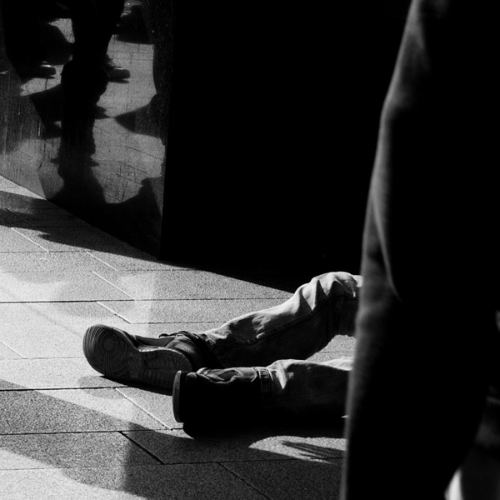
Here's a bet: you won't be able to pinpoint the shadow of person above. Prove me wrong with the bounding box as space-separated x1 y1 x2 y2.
0 379 343 499
114 104 162 139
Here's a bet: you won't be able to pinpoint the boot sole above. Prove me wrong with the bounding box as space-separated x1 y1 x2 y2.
83 325 192 391
172 370 185 423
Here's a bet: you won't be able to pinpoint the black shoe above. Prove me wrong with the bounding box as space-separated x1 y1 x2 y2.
17 60 56 79
173 367 264 430
103 57 131 81
83 325 193 391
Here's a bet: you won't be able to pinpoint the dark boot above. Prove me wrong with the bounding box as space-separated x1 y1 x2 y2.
172 367 266 430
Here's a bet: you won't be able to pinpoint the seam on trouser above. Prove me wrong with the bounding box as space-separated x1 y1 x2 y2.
256 366 273 410
207 296 359 367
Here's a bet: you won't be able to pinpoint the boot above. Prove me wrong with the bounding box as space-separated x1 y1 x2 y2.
83 324 218 391
173 367 267 430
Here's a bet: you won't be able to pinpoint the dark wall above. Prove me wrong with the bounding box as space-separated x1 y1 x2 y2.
161 2 411 273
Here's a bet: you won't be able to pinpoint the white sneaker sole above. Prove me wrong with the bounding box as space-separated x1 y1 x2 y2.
83 324 192 391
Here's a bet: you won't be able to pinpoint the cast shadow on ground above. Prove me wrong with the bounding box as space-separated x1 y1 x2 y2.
0 379 344 499
0 191 313 293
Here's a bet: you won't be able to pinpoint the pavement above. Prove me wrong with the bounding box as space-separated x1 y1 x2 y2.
0 176 355 499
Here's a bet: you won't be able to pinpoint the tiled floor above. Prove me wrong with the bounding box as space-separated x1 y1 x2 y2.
0 177 353 499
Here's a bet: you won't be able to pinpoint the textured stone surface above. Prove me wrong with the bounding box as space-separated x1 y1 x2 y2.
13 227 137 254
95 269 290 300
225 460 343 500
99 298 285 324
87 250 187 271
0 389 167 434
0 271 132 302
0 209 25 226
227 460 342 500
10 209 91 228
0 464 269 500
0 315 131 359
0 358 122 390
0 227 47 253
0 251 114 273
0 341 20 359
125 428 345 464
0 432 159 469
116 387 178 429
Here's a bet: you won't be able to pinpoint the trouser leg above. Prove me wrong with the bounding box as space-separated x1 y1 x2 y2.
175 357 353 427
1 0 46 66
194 271 361 368
261 357 353 419
66 0 125 63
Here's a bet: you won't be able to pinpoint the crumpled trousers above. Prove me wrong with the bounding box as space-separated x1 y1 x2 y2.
194 271 361 418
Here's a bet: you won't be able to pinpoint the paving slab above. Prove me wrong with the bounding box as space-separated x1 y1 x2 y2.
0 358 123 390
0 301 130 330
116 387 179 429
0 227 48 253
0 389 167 434
0 432 159 469
11 210 92 228
87 250 188 271
13 226 137 254
0 464 269 500
0 271 133 302
224 459 342 500
95 269 291 300
125 428 345 464
0 251 115 273
0 316 131 359
0 341 20 359
99 298 285 324
0 208 26 226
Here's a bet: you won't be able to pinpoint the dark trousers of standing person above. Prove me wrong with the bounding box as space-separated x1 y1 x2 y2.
0 0 49 72
341 1 500 499
60 0 125 66
59 0 125 153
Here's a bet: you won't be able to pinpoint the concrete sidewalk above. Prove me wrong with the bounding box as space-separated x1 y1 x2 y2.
0 177 353 499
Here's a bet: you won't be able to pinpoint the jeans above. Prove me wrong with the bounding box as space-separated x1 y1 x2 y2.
193 272 360 418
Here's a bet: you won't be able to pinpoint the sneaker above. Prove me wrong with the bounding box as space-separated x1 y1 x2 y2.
172 367 263 429
83 324 193 391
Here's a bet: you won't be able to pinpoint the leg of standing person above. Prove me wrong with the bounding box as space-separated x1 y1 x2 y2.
61 0 127 78
0 0 56 78
341 1 500 498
